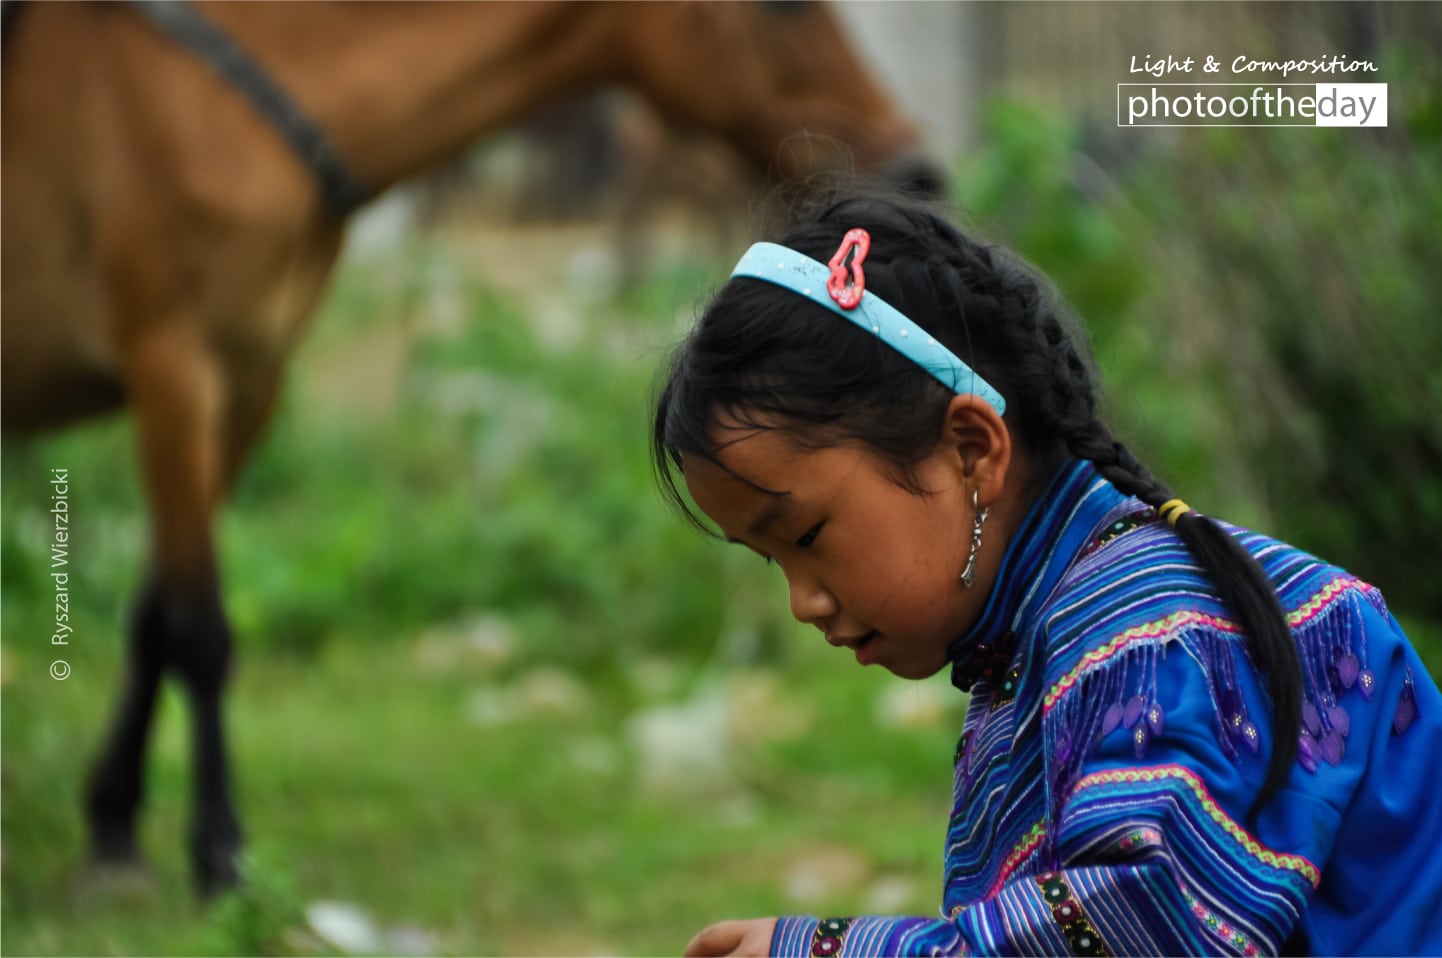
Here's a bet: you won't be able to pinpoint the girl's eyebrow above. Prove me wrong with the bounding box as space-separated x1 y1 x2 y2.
746 497 791 537
723 496 791 544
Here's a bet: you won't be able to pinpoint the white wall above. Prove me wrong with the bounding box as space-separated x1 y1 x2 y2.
830 1 979 159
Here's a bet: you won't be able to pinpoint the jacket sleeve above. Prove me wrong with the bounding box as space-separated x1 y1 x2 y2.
770 841 1311 957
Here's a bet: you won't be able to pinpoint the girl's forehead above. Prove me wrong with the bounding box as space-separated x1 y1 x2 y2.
684 428 872 502
679 432 794 501
701 425 852 484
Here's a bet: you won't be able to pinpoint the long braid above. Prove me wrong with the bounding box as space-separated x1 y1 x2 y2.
1038 309 1302 826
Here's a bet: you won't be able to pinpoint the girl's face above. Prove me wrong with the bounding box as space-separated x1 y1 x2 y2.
682 423 991 680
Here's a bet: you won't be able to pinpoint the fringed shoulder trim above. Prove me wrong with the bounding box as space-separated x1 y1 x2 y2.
1035 515 1406 831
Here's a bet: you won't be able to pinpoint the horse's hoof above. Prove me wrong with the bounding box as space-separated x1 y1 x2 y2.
87 827 143 869
78 856 156 906
193 845 244 899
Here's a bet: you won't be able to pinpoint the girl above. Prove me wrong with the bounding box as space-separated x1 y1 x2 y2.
652 191 1442 957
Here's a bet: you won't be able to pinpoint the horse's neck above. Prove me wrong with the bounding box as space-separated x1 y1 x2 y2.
205 1 614 192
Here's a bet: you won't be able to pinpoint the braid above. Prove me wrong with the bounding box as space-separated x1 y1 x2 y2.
1040 313 1302 826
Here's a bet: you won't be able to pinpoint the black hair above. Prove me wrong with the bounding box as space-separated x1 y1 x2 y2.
651 189 1301 824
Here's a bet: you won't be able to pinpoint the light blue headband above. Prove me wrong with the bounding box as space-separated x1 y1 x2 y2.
730 240 1008 416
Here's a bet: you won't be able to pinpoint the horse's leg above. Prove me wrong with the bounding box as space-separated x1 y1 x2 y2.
96 321 241 896
83 600 165 868
83 328 216 870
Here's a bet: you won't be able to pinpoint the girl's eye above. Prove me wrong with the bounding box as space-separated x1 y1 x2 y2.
796 522 824 548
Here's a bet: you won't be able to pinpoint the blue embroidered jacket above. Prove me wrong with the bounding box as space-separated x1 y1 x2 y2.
772 459 1442 957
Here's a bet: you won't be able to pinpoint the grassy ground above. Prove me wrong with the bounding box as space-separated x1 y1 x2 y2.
2 616 962 956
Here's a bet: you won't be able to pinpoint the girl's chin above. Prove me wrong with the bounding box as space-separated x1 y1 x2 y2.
878 654 949 682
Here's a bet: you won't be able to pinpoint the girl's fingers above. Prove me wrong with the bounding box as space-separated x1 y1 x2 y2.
684 921 745 957
684 918 778 957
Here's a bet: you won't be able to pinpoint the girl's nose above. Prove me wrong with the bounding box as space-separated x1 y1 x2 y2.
787 572 838 626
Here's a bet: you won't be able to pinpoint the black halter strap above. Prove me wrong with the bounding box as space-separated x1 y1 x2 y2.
126 0 372 217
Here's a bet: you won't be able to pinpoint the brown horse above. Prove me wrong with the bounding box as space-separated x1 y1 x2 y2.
1 0 939 895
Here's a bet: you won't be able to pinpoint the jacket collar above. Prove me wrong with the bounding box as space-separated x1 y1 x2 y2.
947 458 1123 692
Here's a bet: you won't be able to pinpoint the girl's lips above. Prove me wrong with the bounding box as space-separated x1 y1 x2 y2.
826 630 881 664
851 631 881 665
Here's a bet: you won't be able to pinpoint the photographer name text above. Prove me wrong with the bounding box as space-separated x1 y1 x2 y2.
50 468 73 681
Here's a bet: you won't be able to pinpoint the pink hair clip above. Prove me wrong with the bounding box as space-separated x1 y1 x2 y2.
826 228 871 310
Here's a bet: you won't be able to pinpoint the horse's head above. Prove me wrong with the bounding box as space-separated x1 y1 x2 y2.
613 1 946 197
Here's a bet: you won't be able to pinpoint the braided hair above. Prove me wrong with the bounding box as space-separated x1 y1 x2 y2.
653 190 1302 823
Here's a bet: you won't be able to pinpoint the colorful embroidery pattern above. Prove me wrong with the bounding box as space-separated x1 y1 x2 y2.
985 821 1047 897
990 666 1023 711
953 630 1017 693
1080 508 1159 557
1071 766 1320 886
809 917 854 957
1113 826 1162 855
1183 889 1262 957
1289 577 1370 628
1037 872 1111 957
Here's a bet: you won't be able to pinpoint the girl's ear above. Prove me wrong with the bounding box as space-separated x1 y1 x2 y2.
934 394 1012 507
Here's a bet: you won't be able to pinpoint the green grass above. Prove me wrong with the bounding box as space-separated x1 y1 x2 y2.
1 602 961 956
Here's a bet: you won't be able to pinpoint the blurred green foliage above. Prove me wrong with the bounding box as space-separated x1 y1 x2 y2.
955 45 1442 672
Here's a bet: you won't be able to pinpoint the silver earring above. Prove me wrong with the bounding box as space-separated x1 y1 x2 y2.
960 489 989 588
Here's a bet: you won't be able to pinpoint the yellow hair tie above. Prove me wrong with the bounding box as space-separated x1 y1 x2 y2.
1158 499 1191 526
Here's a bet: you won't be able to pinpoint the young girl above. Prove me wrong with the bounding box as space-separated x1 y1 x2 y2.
652 190 1442 957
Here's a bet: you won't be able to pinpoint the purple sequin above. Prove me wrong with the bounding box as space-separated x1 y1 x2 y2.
1359 669 1377 701
1101 703 1125 738
1302 701 1322 737
1394 688 1417 735
1298 732 1318 774
1146 701 1166 738
1336 653 1360 689
1326 705 1351 737
1054 732 1073 766
1133 723 1150 759
1123 695 1145 729
1240 720 1260 754
1319 730 1345 766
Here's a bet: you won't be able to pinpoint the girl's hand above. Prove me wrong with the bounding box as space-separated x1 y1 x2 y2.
684 918 780 957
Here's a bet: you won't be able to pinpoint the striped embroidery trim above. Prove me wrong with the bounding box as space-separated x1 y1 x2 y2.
1289 576 1372 627
986 820 1047 897
1070 765 1321 886
1044 576 1364 712
1183 889 1261 957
